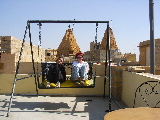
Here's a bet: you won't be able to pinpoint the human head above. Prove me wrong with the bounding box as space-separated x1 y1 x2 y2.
75 52 84 61
56 57 64 64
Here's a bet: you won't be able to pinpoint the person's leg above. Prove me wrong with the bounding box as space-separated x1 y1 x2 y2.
79 66 88 80
79 66 88 86
71 66 80 82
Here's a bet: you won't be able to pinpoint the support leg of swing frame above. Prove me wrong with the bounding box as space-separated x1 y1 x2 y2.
6 78 17 117
28 22 39 96
6 25 28 117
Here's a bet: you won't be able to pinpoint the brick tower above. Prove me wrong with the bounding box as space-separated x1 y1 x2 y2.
57 29 80 57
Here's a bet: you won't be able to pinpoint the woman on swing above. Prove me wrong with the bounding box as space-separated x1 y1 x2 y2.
47 57 66 87
71 52 89 86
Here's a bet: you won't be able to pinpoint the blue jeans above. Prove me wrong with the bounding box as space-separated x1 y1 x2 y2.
71 66 88 81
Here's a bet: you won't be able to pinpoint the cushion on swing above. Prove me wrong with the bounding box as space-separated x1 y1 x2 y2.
43 80 56 87
60 80 75 87
43 79 91 87
50 83 56 87
60 80 90 87
84 80 90 86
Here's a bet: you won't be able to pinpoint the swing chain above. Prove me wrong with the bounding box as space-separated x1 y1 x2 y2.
36 23 42 86
94 23 100 49
37 23 42 46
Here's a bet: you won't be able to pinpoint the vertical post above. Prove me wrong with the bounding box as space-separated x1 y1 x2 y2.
107 23 112 112
149 0 155 74
105 22 112 112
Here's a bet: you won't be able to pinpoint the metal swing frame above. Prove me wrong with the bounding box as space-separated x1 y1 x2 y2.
7 20 112 117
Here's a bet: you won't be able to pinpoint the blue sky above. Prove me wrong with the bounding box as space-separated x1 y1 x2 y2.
1 0 160 61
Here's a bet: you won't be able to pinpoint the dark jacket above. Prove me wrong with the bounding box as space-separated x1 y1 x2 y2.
47 63 66 83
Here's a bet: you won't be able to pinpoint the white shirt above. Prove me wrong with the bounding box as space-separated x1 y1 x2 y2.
72 61 89 67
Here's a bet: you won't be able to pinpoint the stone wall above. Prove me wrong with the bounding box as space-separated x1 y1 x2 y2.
0 36 45 74
0 53 15 74
139 39 160 67
139 46 146 66
123 53 136 62
111 66 126 100
0 36 45 63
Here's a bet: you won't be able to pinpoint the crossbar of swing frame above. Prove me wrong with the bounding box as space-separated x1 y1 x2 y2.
28 20 109 23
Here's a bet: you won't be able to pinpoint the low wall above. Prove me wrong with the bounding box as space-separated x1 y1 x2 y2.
0 74 109 96
122 71 160 108
111 66 126 100
0 53 15 74
17 62 42 74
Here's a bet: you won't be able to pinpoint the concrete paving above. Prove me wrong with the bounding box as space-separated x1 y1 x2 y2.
0 95 127 120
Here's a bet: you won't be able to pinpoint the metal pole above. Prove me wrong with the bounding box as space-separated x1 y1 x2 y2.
28 20 109 24
105 22 113 112
28 21 39 95
108 24 112 112
149 0 155 74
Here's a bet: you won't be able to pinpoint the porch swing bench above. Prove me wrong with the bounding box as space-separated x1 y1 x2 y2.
38 62 95 89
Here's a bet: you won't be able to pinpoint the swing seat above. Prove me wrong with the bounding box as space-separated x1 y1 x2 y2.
40 79 93 88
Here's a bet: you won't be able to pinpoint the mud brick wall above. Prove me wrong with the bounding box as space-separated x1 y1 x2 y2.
0 36 12 53
0 63 4 70
0 53 15 74
0 36 45 63
139 47 146 66
155 39 160 67
139 39 160 67
123 54 136 62
111 66 126 100
0 36 45 74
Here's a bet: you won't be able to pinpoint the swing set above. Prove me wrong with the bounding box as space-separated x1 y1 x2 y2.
7 20 112 117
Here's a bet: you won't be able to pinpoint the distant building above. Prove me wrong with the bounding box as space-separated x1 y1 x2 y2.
138 39 160 67
45 49 57 62
90 28 119 62
84 51 90 61
0 36 45 73
123 53 136 62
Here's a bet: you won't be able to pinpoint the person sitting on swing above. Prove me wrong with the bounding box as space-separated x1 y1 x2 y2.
71 52 89 86
47 57 66 87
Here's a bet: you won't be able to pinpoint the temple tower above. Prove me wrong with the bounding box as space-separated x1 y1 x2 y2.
101 27 118 51
90 27 119 62
57 29 80 57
